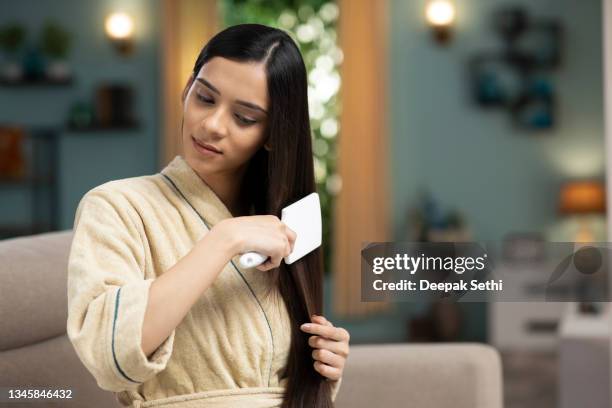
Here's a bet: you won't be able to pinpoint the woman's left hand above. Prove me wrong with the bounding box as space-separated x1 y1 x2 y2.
300 315 350 381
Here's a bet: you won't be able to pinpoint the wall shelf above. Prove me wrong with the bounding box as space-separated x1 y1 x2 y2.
65 122 140 133
0 77 74 87
0 176 56 186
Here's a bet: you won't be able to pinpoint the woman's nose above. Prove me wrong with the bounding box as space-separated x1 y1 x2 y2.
201 106 228 139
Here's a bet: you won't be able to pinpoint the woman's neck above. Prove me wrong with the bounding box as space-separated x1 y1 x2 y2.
196 168 249 217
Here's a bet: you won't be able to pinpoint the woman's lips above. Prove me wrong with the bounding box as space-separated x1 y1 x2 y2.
192 136 222 155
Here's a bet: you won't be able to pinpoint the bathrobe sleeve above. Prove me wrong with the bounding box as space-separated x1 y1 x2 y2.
66 188 175 392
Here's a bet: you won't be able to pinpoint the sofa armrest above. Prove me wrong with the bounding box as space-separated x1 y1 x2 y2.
0 230 74 351
335 343 503 408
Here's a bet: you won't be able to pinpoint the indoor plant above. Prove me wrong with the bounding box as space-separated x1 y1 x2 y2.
0 23 26 82
40 20 72 81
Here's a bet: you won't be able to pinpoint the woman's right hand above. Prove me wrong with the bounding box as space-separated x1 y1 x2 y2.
213 215 297 271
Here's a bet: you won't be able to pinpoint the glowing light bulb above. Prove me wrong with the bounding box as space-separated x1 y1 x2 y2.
426 0 456 27
105 12 134 40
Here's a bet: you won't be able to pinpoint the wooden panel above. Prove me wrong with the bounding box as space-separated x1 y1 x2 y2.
160 0 219 168
334 0 391 317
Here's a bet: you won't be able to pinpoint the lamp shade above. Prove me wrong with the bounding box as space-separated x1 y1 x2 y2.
559 181 606 215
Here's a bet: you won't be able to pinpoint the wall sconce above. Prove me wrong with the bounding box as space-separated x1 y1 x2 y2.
105 12 134 56
425 0 456 45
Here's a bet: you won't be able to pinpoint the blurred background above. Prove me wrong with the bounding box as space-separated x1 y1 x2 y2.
0 0 608 407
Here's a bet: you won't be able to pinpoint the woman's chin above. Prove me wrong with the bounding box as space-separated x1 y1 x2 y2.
188 153 225 175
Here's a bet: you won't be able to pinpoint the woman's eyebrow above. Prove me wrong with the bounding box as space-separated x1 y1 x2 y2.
196 77 268 115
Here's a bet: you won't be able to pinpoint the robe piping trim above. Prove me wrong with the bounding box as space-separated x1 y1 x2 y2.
112 287 142 384
159 172 275 387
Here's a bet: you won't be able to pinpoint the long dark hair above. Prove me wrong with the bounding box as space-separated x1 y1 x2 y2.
190 24 333 407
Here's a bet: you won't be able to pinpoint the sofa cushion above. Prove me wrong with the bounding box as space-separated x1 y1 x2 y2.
0 334 121 407
335 343 503 408
0 230 74 350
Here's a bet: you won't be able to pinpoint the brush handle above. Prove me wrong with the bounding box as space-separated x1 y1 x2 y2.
239 252 268 268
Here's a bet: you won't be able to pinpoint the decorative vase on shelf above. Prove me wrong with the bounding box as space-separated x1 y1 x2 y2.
1 59 23 82
46 60 70 81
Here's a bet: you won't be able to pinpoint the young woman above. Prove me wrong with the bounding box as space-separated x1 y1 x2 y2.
66 24 349 408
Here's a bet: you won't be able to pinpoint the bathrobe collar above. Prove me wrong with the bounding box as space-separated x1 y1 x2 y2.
160 155 234 228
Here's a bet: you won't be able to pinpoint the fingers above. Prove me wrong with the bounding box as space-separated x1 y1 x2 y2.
256 258 274 271
312 347 345 369
308 335 350 358
302 315 350 381
268 217 293 260
256 251 283 271
257 238 291 271
255 254 285 271
249 216 295 271
285 238 292 257
311 314 333 326
301 322 350 343
279 222 295 254
313 361 342 381
284 225 297 252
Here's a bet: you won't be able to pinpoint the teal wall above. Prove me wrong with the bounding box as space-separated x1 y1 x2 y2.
0 0 161 230
326 0 604 344
390 0 604 243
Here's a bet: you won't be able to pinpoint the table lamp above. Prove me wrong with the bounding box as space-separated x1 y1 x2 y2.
558 180 606 242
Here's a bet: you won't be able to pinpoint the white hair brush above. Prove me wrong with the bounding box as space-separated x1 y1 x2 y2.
239 192 322 268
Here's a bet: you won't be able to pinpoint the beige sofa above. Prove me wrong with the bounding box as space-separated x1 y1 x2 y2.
0 231 503 408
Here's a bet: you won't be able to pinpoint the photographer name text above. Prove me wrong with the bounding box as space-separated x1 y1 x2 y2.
373 279 503 292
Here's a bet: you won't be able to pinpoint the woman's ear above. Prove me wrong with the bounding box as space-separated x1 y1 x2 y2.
181 74 195 105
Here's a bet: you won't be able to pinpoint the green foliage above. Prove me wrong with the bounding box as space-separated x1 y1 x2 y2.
40 21 72 59
222 0 331 26
221 0 341 275
0 23 26 54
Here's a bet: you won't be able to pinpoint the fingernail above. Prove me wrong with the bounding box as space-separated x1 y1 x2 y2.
301 323 312 330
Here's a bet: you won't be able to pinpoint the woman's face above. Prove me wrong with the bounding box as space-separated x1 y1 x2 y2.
181 56 269 181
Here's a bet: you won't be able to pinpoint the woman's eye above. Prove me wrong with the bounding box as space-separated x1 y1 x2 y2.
195 92 256 125
196 93 214 104
235 114 257 125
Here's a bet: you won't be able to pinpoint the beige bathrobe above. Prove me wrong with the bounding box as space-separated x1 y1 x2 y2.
66 155 341 408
